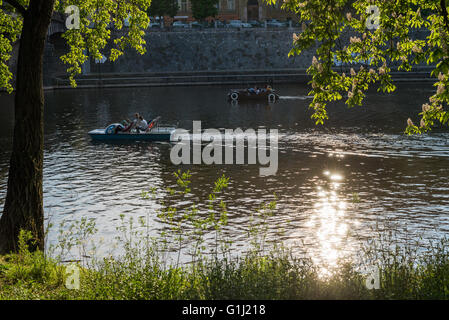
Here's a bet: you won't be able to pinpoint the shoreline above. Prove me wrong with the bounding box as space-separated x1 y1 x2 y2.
43 68 436 91
0 68 438 93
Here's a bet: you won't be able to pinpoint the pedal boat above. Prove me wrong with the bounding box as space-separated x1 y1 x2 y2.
228 87 279 102
88 124 176 141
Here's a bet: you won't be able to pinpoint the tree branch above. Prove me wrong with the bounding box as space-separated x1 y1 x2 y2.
4 0 27 17
440 0 449 34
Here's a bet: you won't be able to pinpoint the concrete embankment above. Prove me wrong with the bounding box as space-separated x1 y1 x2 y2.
48 69 310 89
45 67 436 90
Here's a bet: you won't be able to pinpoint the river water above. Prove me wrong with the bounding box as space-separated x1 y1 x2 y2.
1 83 449 269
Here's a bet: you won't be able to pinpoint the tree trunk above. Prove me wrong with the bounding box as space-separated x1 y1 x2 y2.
0 0 55 254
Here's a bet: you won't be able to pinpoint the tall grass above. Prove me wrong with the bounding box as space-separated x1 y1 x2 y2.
0 172 448 300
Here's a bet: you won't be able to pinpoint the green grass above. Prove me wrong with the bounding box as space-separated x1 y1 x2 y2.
1 235 449 300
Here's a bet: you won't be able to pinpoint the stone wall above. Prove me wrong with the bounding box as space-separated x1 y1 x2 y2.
86 29 310 74
41 27 432 86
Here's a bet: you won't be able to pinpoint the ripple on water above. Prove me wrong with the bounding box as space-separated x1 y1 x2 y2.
0 84 448 269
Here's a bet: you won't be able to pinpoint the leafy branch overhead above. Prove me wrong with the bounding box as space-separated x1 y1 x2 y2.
59 0 152 87
0 0 25 93
1 0 448 134
283 0 449 133
0 0 152 90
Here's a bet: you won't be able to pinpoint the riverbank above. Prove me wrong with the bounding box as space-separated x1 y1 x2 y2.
1 236 448 300
1 171 448 300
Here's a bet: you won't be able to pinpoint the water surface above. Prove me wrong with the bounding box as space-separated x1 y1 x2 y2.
1 83 448 268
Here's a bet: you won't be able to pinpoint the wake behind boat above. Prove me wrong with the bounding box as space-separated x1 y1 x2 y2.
88 116 176 141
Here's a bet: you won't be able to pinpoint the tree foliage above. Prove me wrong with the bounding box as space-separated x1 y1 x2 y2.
148 0 178 18
0 0 153 253
191 0 218 21
0 0 152 90
58 0 152 86
280 0 449 133
0 0 25 93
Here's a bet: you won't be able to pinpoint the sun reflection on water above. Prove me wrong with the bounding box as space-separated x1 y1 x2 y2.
306 170 353 277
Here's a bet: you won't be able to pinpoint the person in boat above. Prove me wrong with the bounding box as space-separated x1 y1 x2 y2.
256 85 271 95
114 121 126 134
120 113 140 133
247 87 257 95
136 115 148 133
134 113 142 128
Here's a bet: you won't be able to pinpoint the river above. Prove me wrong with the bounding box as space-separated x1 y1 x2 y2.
1 83 449 270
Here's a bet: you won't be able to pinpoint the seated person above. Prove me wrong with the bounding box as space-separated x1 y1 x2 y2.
247 87 256 94
115 120 132 133
114 123 125 134
136 115 148 133
129 113 140 131
121 113 141 133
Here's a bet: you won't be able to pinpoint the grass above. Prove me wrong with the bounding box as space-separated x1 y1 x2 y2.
1 172 448 300
1 242 449 300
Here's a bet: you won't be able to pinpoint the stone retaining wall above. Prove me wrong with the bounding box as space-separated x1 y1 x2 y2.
40 28 432 86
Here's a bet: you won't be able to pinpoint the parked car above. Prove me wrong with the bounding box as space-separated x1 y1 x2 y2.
227 20 252 28
247 20 262 28
148 22 161 28
191 21 208 29
266 19 287 28
172 21 189 29
215 20 226 28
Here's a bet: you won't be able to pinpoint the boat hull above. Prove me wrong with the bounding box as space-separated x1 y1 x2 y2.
88 127 175 141
228 89 279 102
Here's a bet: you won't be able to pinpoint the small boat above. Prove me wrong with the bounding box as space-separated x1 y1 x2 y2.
88 126 176 141
228 86 279 102
88 117 176 141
